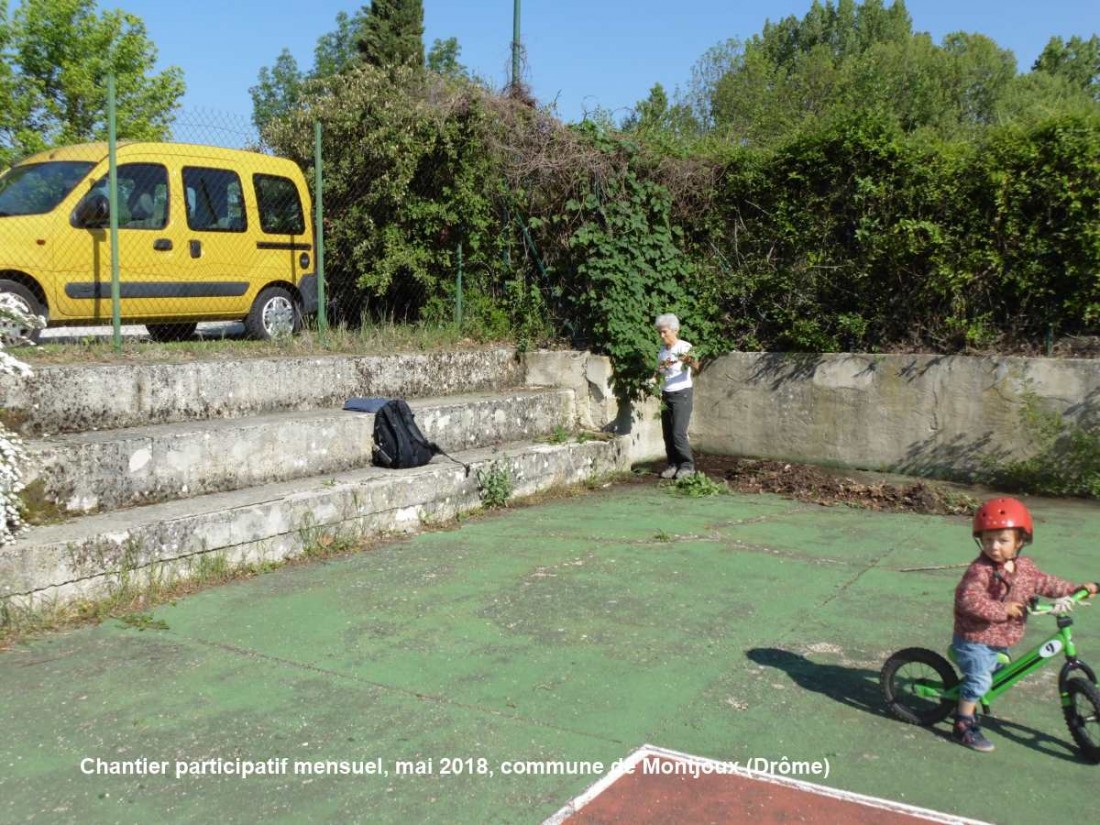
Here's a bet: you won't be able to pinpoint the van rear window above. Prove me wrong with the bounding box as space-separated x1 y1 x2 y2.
254 174 305 235
0 161 94 216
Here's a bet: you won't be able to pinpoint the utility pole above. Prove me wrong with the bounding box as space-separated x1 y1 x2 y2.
511 0 521 88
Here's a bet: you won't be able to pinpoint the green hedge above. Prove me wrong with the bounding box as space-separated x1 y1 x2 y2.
267 73 1100 398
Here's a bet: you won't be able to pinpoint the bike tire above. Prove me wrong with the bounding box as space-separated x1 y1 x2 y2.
881 647 959 726
1063 678 1100 764
1059 659 1098 694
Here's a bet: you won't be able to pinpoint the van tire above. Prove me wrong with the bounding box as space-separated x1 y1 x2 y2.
0 280 46 345
146 323 198 343
246 286 300 340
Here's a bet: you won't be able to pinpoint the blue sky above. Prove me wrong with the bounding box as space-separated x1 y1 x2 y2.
113 0 1095 133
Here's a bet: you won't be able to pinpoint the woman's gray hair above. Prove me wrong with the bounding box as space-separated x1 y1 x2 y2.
654 313 680 331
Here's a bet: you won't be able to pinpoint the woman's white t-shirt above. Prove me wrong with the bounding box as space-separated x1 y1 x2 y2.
657 339 693 392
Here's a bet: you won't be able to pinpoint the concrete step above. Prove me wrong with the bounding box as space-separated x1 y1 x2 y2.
25 389 576 515
1 436 629 610
1 348 523 436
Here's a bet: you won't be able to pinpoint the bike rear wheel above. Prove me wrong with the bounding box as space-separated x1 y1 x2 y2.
881 647 959 726
1063 678 1100 764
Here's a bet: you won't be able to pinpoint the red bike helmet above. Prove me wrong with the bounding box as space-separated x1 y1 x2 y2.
972 497 1033 545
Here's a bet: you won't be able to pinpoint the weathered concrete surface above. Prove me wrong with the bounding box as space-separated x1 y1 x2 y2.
1 437 629 607
693 352 1100 477
524 350 664 464
5 489 1100 825
2 348 524 435
25 389 574 514
0 348 656 616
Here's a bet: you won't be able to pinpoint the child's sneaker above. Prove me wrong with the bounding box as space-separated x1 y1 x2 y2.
953 715 995 752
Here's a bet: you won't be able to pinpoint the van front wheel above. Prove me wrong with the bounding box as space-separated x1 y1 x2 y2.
0 280 46 345
246 287 300 340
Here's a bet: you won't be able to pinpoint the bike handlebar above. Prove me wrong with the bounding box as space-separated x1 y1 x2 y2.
1027 586 1097 615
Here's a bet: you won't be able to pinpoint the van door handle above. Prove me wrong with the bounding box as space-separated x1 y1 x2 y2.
153 239 173 251
189 240 202 258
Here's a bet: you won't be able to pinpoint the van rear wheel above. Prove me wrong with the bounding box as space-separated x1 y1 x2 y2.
0 280 46 345
245 286 300 340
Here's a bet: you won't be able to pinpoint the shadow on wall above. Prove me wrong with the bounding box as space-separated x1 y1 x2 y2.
894 388 1100 483
895 355 952 383
1066 388 1100 429
748 353 825 391
894 431 1013 481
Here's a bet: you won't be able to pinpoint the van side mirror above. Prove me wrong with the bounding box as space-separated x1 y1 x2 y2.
73 193 110 228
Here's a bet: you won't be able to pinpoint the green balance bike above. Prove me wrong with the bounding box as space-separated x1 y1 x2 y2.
880 588 1100 762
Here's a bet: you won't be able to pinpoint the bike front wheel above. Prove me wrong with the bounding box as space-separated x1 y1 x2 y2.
1063 678 1100 764
881 647 959 726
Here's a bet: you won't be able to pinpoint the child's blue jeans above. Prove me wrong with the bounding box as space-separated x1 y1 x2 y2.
952 636 1009 703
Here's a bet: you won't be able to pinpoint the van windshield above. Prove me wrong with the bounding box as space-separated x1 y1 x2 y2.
0 161 94 216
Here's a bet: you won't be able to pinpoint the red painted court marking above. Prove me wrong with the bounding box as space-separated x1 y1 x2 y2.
543 745 992 825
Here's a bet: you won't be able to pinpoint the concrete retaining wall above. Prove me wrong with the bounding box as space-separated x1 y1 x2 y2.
25 390 574 514
693 352 1100 477
2 439 629 609
11 346 1092 618
523 350 665 464
1 348 524 435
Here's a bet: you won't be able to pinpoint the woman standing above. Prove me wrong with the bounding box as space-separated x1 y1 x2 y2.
654 313 698 479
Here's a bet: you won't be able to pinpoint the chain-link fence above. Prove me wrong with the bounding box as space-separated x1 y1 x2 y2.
0 89 352 349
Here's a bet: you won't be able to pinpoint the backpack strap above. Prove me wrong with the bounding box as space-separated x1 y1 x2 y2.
430 442 472 477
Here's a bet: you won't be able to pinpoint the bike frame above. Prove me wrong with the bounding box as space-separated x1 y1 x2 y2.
916 591 1097 707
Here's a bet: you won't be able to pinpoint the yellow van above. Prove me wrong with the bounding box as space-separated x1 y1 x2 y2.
0 142 316 342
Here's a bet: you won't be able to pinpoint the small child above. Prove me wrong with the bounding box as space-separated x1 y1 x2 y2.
952 497 1098 752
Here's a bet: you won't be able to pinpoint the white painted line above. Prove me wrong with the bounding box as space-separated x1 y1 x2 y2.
541 744 994 825
541 745 652 825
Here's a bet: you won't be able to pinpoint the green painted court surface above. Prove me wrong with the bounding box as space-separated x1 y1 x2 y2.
3 486 1099 824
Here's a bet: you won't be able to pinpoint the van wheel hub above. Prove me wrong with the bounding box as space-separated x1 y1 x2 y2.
263 297 295 337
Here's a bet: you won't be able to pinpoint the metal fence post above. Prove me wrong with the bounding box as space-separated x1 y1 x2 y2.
512 0 522 88
456 242 463 329
314 120 328 340
107 74 121 351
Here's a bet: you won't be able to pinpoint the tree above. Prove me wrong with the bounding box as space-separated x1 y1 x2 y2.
683 38 742 128
0 1 21 159
940 32 1017 128
627 83 669 131
314 9 370 78
250 49 303 133
1034 35 1100 102
623 82 700 140
427 37 467 79
707 1 919 144
251 8 371 132
357 0 425 70
694 0 1098 146
1 0 184 163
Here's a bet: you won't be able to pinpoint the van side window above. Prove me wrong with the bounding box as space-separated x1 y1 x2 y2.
72 163 168 230
253 174 305 235
2 161 93 216
183 166 246 232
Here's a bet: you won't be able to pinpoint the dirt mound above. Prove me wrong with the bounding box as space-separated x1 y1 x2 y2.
687 454 977 516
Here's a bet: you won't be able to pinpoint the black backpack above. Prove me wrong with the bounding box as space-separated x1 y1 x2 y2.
372 399 439 469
